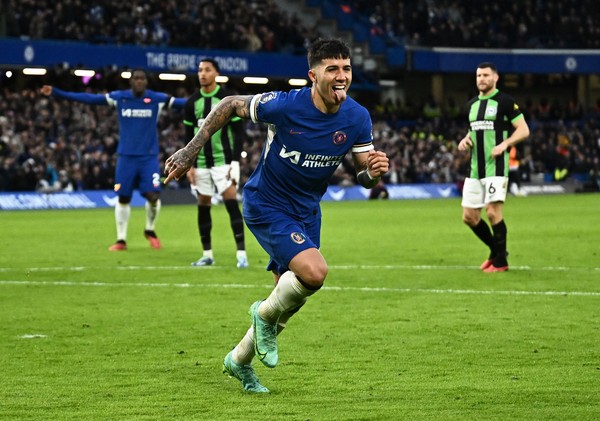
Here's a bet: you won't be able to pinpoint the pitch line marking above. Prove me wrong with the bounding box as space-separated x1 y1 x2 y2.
0 264 598 272
1 280 599 297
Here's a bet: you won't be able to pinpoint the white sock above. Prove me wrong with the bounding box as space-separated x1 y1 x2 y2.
203 250 214 259
145 199 161 231
277 299 307 333
115 203 130 241
232 326 255 365
258 271 316 323
232 300 307 366
236 250 247 258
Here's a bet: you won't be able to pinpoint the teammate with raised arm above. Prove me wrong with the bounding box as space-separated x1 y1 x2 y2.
164 38 389 393
458 62 530 272
41 70 186 251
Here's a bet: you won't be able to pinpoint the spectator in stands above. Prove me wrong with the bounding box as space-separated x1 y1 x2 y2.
364 0 600 49
566 97 584 121
5 0 318 53
508 146 526 197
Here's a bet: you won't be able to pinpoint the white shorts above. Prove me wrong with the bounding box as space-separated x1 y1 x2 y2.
191 165 233 196
461 176 508 208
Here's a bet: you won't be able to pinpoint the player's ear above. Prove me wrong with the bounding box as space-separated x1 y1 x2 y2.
308 69 316 84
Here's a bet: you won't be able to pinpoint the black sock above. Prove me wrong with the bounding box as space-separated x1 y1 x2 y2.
470 219 496 258
491 220 508 266
224 199 245 250
197 205 212 250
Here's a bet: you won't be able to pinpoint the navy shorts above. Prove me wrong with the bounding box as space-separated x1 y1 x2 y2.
244 205 321 274
114 155 161 197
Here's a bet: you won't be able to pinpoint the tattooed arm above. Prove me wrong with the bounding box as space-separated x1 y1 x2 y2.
164 95 254 183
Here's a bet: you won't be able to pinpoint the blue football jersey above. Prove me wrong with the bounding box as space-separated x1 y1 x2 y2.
244 87 373 219
106 89 175 156
51 87 184 156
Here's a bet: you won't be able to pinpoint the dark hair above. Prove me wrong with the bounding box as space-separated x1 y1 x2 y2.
307 38 351 69
477 62 497 72
131 68 147 77
199 58 220 73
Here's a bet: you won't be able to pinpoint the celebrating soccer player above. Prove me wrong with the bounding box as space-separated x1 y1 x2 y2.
164 38 389 392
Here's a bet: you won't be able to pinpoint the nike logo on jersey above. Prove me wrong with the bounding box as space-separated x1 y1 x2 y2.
289 129 305 135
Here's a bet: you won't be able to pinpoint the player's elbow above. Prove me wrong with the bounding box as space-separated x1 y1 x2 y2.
518 121 530 140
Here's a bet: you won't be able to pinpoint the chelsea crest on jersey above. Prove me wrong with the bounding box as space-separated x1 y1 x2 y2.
244 87 373 217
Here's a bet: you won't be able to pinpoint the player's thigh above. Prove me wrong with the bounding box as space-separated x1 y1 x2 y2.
483 176 508 204
461 177 485 208
210 165 233 195
246 214 318 275
192 168 215 196
114 156 137 196
138 156 162 194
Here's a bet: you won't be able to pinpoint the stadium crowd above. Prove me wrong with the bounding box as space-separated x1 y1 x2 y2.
1 85 599 193
3 0 318 53
6 0 600 51
353 0 600 49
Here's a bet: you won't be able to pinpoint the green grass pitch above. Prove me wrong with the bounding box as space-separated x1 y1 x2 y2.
1 194 599 420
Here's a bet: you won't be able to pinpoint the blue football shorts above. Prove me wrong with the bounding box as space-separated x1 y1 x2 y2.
114 154 161 197
243 205 321 274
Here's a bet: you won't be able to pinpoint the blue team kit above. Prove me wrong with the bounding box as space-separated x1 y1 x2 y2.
242 87 374 272
51 88 185 195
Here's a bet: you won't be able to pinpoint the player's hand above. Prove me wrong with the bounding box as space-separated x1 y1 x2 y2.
458 134 473 151
228 161 240 185
164 148 195 184
491 142 508 159
40 85 53 96
367 150 389 179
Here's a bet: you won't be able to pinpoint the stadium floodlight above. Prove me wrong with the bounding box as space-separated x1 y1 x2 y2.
22 68 47 76
216 76 229 83
288 78 308 86
158 73 186 81
73 69 96 77
120 71 132 79
243 77 269 85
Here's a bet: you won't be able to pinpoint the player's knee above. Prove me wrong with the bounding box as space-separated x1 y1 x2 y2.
298 263 328 288
198 195 212 206
485 205 502 224
144 192 160 203
462 213 479 227
486 211 501 225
